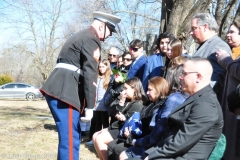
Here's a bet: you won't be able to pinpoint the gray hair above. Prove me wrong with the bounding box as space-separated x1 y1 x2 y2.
109 47 119 55
192 13 219 32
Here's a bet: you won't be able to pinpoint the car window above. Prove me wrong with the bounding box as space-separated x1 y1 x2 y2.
4 84 16 89
17 84 28 88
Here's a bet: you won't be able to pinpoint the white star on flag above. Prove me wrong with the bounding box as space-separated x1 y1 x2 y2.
134 128 141 134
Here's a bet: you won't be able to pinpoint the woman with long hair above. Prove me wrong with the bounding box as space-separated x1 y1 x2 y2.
119 65 188 160
93 77 147 160
162 39 183 78
84 59 112 146
108 77 169 160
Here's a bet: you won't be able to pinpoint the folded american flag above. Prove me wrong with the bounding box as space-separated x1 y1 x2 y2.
118 112 142 138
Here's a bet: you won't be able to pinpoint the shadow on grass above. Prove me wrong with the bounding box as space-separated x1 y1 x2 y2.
0 106 50 117
84 145 98 158
44 124 57 132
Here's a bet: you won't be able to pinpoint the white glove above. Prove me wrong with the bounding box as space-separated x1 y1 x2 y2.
80 108 94 122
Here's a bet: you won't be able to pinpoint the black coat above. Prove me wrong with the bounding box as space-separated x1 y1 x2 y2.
41 27 101 111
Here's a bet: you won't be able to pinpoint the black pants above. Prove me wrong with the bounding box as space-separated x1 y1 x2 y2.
108 139 131 160
89 111 109 139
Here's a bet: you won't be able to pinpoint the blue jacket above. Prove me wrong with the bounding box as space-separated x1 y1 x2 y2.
142 53 165 91
127 55 147 81
134 92 187 148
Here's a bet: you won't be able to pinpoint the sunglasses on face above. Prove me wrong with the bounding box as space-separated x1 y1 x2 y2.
130 47 139 52
123 58 132 62
108 54 117 58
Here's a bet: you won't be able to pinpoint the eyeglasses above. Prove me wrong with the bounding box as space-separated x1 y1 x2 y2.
180 71 198 76
108 54 117 58
228 30 240 35
130 47 139 52
123 58 132 62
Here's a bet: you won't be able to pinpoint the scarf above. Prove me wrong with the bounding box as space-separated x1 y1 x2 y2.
232 47 240 60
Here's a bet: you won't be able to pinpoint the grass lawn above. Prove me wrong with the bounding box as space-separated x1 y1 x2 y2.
0 100 98 160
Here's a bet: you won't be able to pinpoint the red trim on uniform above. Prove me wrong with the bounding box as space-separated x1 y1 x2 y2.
40 89 80 112
69 105 73 160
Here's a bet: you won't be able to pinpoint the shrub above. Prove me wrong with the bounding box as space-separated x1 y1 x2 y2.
0 74 14 85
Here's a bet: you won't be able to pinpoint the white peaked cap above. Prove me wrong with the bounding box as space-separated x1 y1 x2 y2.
93 11 121 32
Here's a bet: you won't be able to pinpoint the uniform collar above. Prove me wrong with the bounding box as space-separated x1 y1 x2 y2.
88 26 100 40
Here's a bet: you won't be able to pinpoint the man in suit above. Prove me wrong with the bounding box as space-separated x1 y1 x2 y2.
142 58 223 159
127 39 147 81
40 11 121 160
190 13 231 97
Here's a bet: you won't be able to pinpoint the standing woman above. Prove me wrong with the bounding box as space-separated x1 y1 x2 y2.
118 51 133 75
216 19 240 160
108 51 133 125
85 59 112 146
162 39 182 78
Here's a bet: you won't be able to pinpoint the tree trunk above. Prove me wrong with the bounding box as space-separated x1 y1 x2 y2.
215 0 224 26
160 0 174 33
167 0 185 36
219 0 238 37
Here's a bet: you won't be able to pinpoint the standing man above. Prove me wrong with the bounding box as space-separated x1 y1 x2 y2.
108 46 120 69
142 58 223 159
190 13 231 98
127 39 147 81
40 11 121 160
142 32 175 91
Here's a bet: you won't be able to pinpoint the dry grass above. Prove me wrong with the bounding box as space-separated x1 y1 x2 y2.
0 99 98 160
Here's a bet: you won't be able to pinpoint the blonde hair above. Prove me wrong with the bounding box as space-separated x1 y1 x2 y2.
169 56 188 69
148 77 169 99
98 59 112 90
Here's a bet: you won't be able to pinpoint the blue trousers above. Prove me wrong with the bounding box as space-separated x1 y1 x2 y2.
45 94 81 160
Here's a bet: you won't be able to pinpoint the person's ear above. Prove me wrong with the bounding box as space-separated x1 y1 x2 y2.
99 22 104 31
196 72 202 83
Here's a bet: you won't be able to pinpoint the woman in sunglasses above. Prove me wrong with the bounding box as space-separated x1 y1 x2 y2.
118 51 133 76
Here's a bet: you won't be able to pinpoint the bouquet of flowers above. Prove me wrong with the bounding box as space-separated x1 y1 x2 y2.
112 69 127 83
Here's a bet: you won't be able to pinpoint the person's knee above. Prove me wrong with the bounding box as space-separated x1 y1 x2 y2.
119 151 127 160
92 131 98 142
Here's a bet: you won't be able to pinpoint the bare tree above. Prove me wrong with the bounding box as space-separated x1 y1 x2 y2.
1 0 80 85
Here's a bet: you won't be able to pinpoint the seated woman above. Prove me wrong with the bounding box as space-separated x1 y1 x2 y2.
93 77 147 160
108 77 169 160
119 64 188 160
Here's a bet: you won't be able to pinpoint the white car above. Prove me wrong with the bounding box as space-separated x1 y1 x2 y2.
0 82 43 101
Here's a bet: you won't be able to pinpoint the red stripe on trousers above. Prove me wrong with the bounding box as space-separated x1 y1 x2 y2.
69 105 73 160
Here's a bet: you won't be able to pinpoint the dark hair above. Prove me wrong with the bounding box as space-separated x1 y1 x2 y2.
125 77 147 103
122 51 133 59
129 39 143 48
231 20 240 34
148 77 169 99
156 31 175 50
166 64 183 93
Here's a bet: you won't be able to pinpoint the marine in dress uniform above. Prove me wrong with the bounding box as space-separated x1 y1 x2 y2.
40 11 121 160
